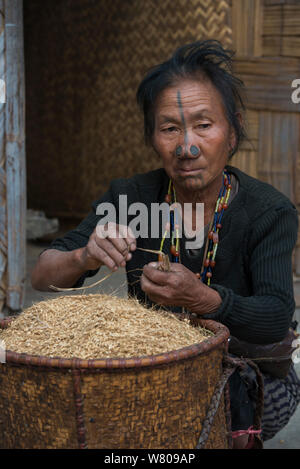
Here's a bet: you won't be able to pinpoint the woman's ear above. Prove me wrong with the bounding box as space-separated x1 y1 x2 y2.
229 112 243 155
235 111 244 131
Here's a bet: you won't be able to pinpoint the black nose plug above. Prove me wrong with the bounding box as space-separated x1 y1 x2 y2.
175 145 200 157
190 145 200 156
175 145 183 157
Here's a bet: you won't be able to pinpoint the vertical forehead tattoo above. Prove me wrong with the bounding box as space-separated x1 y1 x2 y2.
176 91 200 158
176 90 188 157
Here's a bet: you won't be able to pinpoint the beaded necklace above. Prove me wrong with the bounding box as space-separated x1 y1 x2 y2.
159 170 231 286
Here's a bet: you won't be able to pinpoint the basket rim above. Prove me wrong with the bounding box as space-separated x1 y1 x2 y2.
0 317 229 370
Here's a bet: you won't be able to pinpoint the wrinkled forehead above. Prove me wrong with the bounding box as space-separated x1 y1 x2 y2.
154 77 227 119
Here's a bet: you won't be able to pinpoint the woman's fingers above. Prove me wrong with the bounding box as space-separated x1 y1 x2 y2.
140 272 168 303
86 241 119 271
141 262 199 306
95 237 128 268
93 222 136 269
118 224 137 254
142 263 170 286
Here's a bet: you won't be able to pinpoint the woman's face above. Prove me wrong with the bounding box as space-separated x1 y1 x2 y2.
152 77 236 194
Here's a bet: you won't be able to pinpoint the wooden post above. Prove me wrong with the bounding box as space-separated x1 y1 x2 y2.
0 1 6 313
4 0 26 311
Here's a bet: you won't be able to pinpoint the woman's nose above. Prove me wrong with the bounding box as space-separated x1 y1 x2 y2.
175 143 200 158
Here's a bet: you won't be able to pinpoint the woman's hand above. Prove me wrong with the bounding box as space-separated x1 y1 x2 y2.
141 262 222 315
78 222 136 271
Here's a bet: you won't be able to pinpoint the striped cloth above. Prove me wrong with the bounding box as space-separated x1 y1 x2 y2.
241 364 300 441
261 365 300 441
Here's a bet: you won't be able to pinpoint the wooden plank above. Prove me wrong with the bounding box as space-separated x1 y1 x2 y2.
233 57 300 112
264 1 284 4
230 150 258 179
295 115 300 207
257 112 299 202
282 36 300 57
262 35 282 55
232 0 263 56
254 0 264 56
294 113 300 274
262 36 300 58
263 4 300 36
258 113 300 275
263 5 282 36
234 56 300 77
4 0 26 311
282 5 300 35
264 0 300 5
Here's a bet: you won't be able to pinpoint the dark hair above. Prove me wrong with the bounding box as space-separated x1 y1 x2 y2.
136 40 246 158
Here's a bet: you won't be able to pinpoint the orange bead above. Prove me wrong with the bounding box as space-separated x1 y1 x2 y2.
227 184 232 189
222 203 228 210
165 194 171 203
170 245 177 256
216 223 222 229
208 231 214 240
210 260 216 268
204 259 210 267
195 272 201 279
206 272 212 278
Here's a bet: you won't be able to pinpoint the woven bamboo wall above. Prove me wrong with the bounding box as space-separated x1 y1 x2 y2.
263 0 300 57
231 0 300 189
24 0 232 220
230 0 300 272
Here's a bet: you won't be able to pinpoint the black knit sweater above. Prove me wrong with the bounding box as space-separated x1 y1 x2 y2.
49 166 298 345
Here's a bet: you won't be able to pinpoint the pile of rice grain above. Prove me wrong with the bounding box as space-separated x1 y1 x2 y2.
0 294 213 359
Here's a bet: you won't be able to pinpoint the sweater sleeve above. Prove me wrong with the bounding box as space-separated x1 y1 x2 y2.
47 186 117 287
45 175 144 288
207 203 298 344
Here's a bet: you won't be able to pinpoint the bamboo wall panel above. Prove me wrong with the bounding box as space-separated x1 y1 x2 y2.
257 112 299 202
263 3 300 57
231 151 258 179
231 0 300 274
233 57 300 112
232 0 263 57
264 0 300 4
231 110 259 178
24 0 233 219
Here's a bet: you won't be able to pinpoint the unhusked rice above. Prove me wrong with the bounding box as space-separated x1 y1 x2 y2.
0 294 213 359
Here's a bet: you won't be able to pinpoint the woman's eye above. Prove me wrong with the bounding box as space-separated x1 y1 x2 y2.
197 123 210 129
162 126 178 133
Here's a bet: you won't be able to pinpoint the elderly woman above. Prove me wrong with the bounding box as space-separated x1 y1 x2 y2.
31 40 300 448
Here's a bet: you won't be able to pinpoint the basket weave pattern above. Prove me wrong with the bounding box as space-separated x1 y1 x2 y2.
0 318 230 449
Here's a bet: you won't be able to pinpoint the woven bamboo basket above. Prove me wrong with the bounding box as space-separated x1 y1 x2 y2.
0 317 231 449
